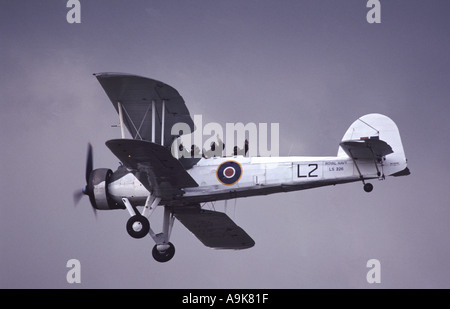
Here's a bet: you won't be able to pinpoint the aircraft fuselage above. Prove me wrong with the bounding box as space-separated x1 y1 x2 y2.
107 154 395 208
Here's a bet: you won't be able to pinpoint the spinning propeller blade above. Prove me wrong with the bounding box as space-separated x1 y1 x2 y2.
73 143 97 219
73 189 84 206
86 143 93 184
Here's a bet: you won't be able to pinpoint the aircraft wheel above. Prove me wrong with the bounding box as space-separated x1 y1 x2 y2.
364 183 373 193
152 242 175 263
126 215 150 239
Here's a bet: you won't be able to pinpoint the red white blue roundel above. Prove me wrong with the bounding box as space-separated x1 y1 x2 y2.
216 161 243 185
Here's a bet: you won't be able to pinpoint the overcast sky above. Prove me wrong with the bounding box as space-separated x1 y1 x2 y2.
0 0 449 288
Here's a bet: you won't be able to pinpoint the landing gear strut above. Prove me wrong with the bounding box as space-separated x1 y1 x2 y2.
122 197 177 262
348 150 376 193
148 207 176 263
152 242 175 263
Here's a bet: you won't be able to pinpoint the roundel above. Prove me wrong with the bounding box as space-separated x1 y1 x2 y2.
216 161 243 185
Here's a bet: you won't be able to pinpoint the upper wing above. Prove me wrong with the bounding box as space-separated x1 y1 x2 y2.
95 72 194 146
173 206 255 250
106 139 198 199
339 137 393 160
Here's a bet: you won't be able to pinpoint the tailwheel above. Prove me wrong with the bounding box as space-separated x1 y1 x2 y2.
364 183 374 193
126 215 150 239
152 242 175 263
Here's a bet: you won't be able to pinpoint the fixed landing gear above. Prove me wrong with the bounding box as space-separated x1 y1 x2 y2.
152 242 175 263
122 197 176 262
126 215 150 239
363 183 373 193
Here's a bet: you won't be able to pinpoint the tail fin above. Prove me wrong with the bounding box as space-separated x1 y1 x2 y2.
338 114 410 177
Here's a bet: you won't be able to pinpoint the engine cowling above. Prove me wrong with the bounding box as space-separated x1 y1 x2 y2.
86 168 123 210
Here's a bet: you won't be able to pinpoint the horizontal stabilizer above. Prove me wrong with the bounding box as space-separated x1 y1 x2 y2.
391 167 411 177
339 138 393 160
106 139 198 198
174 207 255 250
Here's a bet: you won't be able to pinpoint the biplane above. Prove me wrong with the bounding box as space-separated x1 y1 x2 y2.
74 73 410 262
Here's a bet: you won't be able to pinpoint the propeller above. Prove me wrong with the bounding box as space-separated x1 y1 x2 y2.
73 143 97 218
85 143 93 184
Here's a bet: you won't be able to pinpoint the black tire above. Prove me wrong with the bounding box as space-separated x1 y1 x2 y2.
126 215 150 239
152 242 175 263
364 183 374 193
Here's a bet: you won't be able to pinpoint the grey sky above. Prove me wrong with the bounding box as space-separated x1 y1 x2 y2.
0 0 449 288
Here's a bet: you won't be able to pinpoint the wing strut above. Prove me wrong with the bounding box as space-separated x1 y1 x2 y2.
117 102 126 139
161 100 165 146
151 100 156 143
